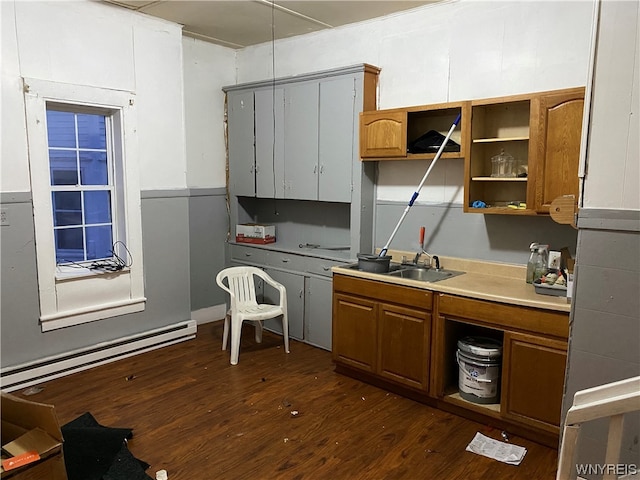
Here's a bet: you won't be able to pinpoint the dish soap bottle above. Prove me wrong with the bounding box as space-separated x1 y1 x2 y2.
526 243 539 284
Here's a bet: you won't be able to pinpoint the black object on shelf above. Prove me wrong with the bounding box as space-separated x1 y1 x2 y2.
408 130 460 153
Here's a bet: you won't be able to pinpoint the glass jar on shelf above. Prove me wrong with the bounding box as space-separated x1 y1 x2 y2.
491 149 515 177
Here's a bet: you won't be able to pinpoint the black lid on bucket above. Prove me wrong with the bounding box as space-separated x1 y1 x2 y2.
457 336 502 359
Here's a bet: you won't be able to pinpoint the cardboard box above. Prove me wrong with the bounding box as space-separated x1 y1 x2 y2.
236 223 276 244
1 393 66 480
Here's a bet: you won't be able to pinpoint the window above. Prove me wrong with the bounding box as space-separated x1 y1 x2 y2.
24 79 145 331
47 108 116 265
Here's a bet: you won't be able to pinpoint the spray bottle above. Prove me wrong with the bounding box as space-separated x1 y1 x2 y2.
526 243 539 284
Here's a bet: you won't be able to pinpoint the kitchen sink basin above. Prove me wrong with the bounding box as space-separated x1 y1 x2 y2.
387 267 464 283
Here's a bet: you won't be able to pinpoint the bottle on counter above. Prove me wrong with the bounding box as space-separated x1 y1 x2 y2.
526 243 550 284
526 243 539 284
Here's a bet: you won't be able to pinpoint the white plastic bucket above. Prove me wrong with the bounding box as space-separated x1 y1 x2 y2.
456 337 502 404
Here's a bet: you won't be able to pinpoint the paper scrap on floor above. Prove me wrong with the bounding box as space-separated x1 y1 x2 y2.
466 432 527 465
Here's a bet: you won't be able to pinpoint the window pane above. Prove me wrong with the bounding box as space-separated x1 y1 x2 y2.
49 150 78 185
77 114 106 149
52 191 82 226
86 226 113 260
46 110 76 148
55 228 84 263
84 191 111 224
80 151 108 185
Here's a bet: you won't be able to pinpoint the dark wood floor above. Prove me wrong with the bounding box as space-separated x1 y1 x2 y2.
13 322 559 479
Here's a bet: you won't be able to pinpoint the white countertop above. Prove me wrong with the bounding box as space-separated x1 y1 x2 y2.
332 251 571 313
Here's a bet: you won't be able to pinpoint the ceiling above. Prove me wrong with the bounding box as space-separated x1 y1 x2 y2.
103 0 438 49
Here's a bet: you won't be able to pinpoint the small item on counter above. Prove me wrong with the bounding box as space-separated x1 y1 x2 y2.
548 250 562 269
526 243 541 284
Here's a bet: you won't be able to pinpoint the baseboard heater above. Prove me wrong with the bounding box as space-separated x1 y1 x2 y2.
1 320 197 393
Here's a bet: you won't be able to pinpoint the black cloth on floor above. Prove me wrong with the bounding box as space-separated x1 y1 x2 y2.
61 412 152 480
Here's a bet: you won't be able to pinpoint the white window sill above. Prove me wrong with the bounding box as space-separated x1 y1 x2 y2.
40 297 146 331
55 266 130 281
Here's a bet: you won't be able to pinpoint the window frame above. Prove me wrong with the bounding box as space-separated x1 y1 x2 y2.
47 103 121 270
24 78 146 331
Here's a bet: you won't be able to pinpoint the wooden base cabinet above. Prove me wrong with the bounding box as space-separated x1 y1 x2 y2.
433 293 569 444
378 303 431 391
501 332 568 433
332 275 432 392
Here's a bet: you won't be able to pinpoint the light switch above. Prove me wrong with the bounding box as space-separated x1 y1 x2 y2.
1 209 8 226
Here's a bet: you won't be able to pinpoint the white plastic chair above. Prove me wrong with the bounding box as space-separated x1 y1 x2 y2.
216 266 289 365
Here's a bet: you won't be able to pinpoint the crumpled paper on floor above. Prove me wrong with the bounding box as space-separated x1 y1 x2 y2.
465 432 527 465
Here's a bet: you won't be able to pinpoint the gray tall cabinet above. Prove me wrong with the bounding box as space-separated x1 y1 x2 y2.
223 64 380 351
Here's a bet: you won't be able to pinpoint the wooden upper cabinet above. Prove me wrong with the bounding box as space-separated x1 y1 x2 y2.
464 87 585 215
360 102 469 161
530 88 585 213
360 110 408 158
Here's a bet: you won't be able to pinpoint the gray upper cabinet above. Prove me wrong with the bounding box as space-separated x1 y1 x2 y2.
318 75 357 203
255 86 285 198
284 81 320 200
227 90 255 197
224 65 377 204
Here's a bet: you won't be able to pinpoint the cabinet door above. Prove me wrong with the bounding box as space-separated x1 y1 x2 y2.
530 88 585 213
318 75 356 202
332 293 377 373
262 269 305 341
284 81 319 200
255 87 285 198
227 90 255 196
378 303 431 391
305 276 333 350
360 110 407 158
501 332 567 433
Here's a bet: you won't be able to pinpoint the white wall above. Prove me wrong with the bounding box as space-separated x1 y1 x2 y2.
1 0 186 192
235 0 596 205
182 37 236 189
582 0 639 210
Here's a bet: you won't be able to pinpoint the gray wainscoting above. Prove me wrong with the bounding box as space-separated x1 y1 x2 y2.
562 209 640 469
0 191 193 367
188 187 229 310
374 202 579 265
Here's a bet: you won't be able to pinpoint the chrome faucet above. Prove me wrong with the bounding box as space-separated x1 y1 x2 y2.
414 226 441 270
414 250 440 270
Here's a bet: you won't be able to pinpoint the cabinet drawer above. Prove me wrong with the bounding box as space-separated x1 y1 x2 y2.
437 294 568 339
266 251 307 272
230 244 270 265
306 258 348 277
333 274 432 311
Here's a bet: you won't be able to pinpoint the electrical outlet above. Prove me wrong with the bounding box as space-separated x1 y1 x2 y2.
1 209 8 226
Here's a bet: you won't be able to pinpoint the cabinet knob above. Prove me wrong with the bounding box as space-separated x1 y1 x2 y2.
282 258 289 263
245 252 252 257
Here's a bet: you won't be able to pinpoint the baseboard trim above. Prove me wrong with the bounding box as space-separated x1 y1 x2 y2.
0 320 197 392
191 304 227 325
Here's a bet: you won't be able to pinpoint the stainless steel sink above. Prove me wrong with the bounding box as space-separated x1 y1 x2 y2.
387 267 464 283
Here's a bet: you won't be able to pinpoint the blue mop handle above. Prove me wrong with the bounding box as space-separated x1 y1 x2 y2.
378 113 461 258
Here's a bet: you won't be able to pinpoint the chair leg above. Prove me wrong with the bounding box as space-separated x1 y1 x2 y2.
254 321 263 343
282 312 290 354
230 316 243 365
222 312 230 351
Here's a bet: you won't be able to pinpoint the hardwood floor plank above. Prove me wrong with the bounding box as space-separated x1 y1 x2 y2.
10 322 558 479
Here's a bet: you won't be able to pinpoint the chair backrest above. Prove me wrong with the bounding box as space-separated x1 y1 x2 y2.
557 376 640 480
216 266 262 309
